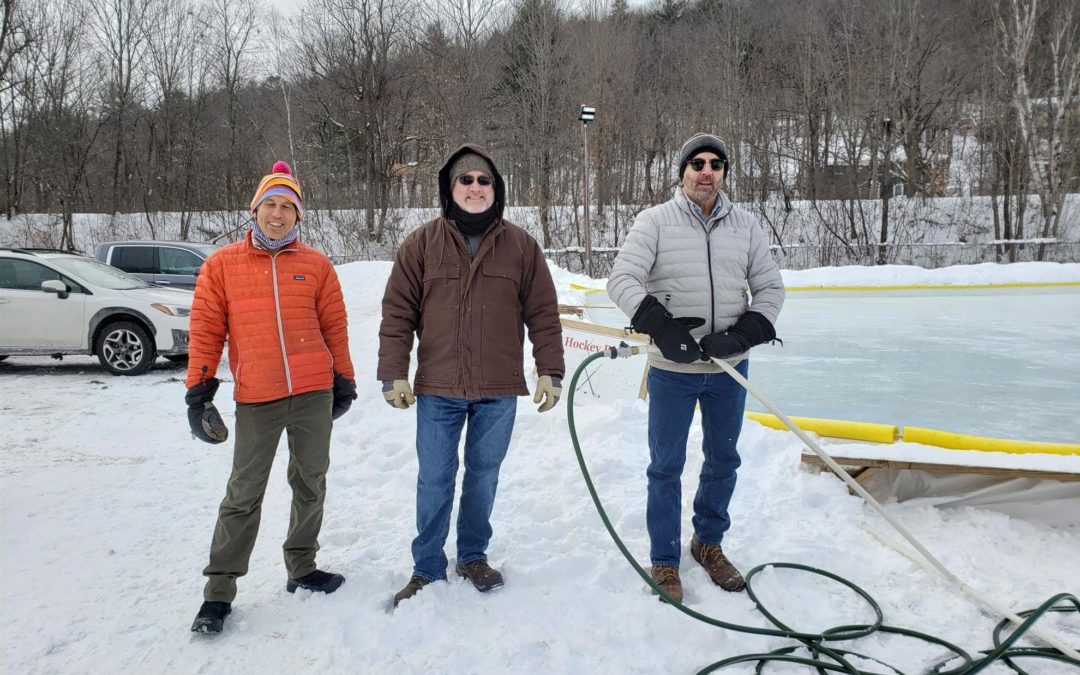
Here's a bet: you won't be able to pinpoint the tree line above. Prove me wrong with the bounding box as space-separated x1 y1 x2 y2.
1 0 1077 259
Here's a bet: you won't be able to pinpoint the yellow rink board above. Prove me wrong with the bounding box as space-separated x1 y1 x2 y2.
745 412 898 444
903 426 1080 456
747 413 1080 456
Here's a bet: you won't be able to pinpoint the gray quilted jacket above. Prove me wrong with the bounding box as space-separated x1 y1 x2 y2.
607 188 785 373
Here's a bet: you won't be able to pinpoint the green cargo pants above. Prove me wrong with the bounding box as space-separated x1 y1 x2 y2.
202 389 334 602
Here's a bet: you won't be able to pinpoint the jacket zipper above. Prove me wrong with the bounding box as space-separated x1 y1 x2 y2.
704 222 716 332
269 253 293 393
456 222 500 400
685 194 719 333
452 226 469 399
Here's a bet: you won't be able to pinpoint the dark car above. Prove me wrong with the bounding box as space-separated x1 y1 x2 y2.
95 240 220 290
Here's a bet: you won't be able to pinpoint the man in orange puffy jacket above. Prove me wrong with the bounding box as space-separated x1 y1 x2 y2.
186 161 357 634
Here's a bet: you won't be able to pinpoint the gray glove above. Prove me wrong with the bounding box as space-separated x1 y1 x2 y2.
382 379 416 409
533 375 562 413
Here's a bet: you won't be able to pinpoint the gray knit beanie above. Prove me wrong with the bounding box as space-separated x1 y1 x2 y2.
449 153 494 184
677 133 729 178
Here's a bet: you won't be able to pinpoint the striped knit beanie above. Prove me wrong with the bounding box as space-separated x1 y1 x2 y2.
250 161 304 220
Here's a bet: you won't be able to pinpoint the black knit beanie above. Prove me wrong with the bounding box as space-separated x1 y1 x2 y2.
677 133 729 178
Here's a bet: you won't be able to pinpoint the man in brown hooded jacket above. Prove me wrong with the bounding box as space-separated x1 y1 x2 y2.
378 145 564 608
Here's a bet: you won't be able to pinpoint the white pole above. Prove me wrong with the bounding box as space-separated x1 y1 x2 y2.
582 122 592 277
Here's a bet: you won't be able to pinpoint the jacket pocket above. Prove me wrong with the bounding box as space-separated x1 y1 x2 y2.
480 266 524 386
287 348 333 392
481 264 521 305
421 264 461 311
416 307 459 386
417 265 462 386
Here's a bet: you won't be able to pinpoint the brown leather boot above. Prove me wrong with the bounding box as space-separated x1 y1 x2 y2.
649 565 683 603
456 560 504 592
393 575 435 608
690 535 745 592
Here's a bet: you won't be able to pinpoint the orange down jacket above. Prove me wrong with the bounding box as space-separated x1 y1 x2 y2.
185 231 355 403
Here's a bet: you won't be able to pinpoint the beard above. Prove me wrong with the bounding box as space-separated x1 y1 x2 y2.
684 180 719 207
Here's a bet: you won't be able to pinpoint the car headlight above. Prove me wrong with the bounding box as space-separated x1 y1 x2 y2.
151 303 191 317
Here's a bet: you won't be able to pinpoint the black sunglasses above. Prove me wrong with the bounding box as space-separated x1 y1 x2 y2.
687 158 725 172
457 175 493 186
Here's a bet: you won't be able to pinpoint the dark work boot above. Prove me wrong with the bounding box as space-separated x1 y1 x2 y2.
393 575 436 608
286 569 345 594
191 601 231 633
691 535 745 592
649 565 684 603
456 560 504 592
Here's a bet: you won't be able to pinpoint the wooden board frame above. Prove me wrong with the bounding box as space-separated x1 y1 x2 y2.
800 453 1080 483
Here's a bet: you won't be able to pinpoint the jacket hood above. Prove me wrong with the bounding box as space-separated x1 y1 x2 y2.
438 144 506 220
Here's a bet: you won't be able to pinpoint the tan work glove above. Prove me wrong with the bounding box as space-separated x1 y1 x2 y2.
533 375 562 413
382 379 416 409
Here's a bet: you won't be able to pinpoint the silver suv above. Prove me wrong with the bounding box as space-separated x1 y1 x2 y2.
0 248 192 375
95 240 219 290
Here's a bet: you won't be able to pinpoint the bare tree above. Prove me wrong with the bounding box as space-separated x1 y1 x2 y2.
435 0 504 50
141 0 208 236
494 0 576 248
297 0 419 241
1 0 44 217
427 0 505 141
1 0 36 97
623 7 689 208
201 0 258 212
88 0 149 213
20 0 102 247
994 0 1080 249
890 1 966 200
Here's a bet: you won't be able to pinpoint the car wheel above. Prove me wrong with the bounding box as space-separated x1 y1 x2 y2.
163 354 189 363
95 321 155 375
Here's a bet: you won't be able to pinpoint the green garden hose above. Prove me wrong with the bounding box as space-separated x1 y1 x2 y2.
565 346 1079 674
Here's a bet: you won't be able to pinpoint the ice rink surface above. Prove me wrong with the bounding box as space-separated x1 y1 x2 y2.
746 287 1080 444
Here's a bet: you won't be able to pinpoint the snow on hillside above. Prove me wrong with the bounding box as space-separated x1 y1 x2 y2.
3 193 1078 270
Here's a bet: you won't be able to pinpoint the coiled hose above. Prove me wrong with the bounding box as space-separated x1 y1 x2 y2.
565 346 1079 674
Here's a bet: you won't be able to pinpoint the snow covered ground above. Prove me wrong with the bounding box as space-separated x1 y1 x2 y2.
1 262 1078 674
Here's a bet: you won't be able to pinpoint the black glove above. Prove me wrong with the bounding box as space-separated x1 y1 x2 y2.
631 295 704 364
332 373 357 420
700 312 776 360
185 377 229 444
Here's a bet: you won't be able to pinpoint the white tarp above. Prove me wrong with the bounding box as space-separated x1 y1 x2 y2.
860 470 1080 527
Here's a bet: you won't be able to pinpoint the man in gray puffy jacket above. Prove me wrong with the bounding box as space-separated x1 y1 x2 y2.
607 133 785 603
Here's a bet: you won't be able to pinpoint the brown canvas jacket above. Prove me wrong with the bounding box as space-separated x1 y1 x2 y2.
377 216 564 398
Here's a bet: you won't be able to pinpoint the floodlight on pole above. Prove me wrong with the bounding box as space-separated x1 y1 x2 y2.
579 105 596 276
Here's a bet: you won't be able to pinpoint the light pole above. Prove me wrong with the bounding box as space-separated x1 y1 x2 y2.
579 104 596 276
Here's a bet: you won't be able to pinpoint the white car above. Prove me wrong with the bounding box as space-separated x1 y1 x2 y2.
0 248 192 375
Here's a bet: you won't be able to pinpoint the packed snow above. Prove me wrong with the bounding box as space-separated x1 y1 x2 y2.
1 261 1078 674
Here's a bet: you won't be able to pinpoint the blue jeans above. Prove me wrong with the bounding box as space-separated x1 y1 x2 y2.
646 361 749 566
412 395 517 580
